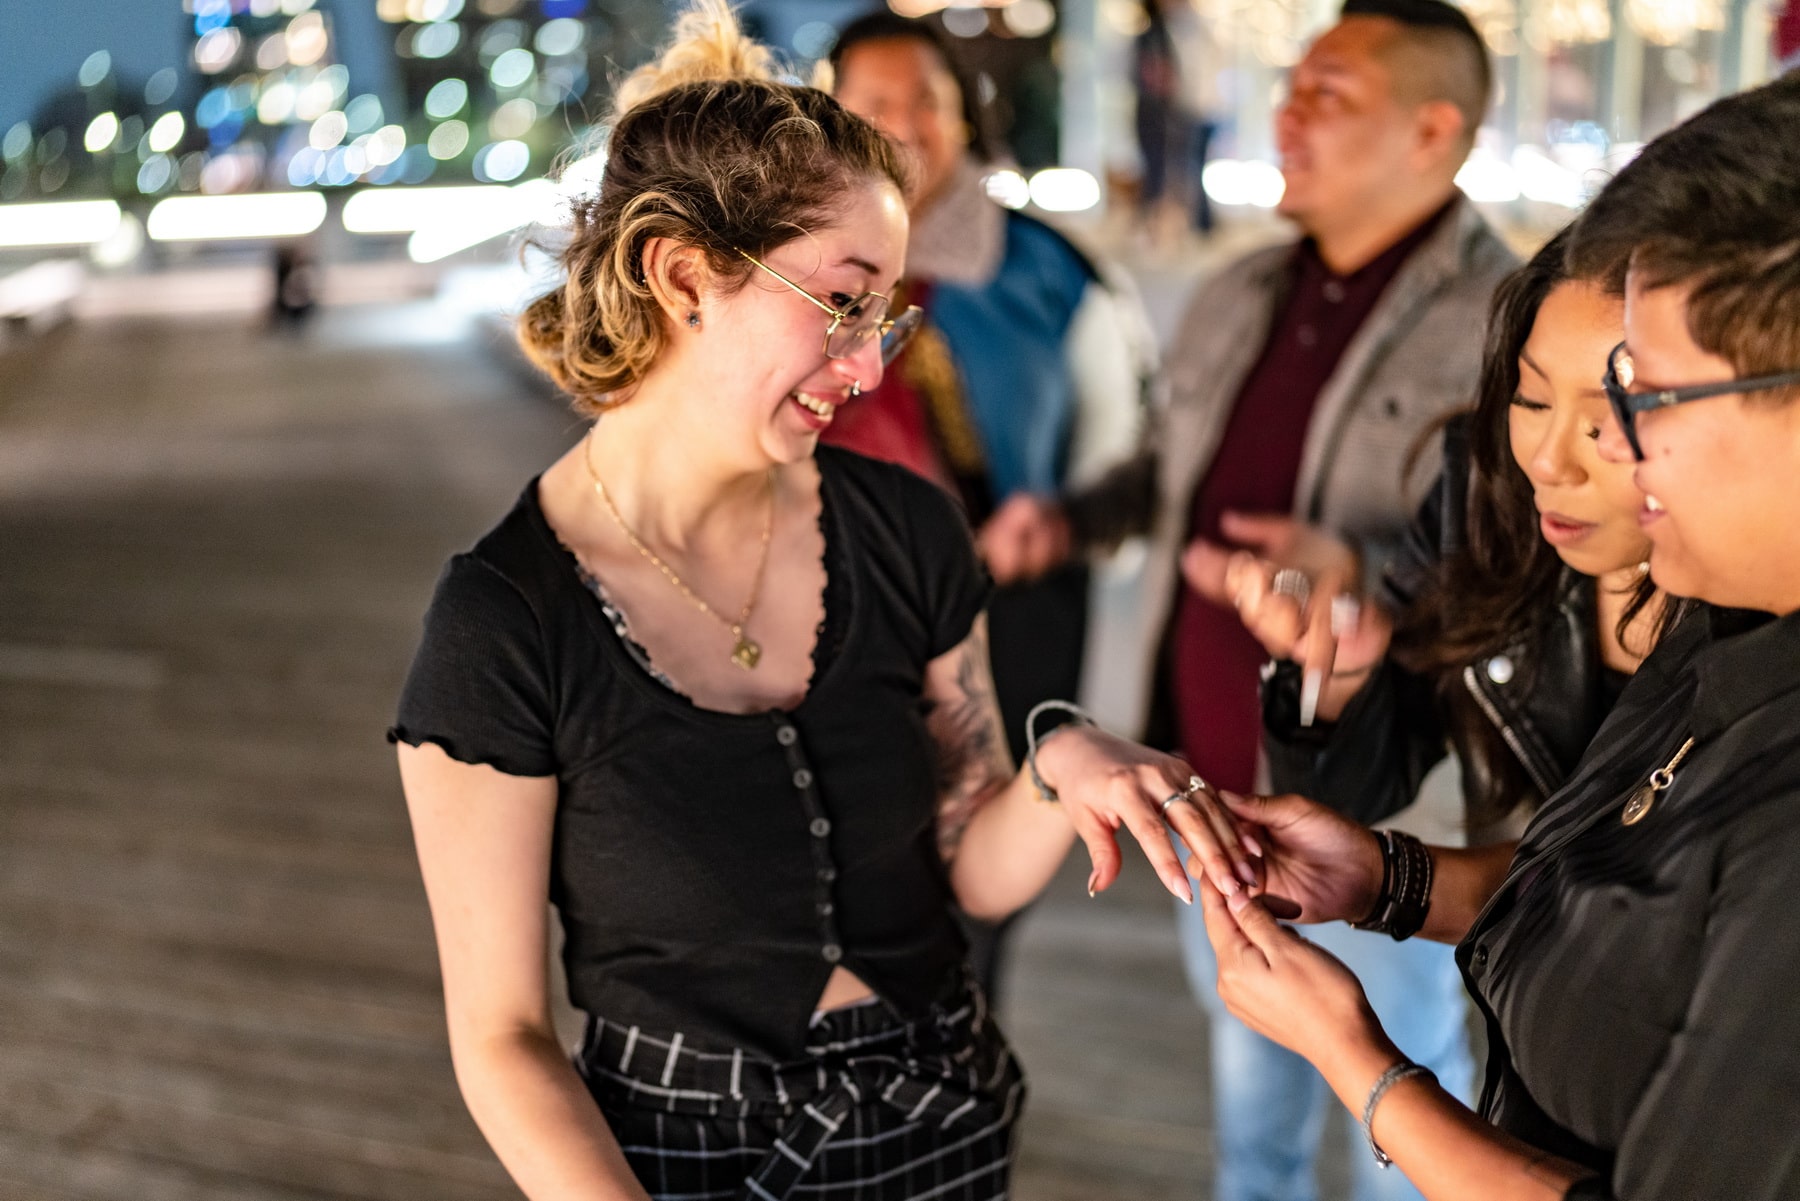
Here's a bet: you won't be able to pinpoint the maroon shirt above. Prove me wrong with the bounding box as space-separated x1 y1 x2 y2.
1169 206 1452 791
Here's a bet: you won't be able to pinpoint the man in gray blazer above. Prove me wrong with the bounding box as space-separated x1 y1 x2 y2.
983 2 1515 1198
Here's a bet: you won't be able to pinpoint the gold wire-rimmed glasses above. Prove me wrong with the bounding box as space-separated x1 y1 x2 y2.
735 248 923 366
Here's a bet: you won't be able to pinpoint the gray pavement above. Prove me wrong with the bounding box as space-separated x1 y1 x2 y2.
0 293 1358 1199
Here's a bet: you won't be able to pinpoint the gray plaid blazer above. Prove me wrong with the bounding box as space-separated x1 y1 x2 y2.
1067 196 1518 739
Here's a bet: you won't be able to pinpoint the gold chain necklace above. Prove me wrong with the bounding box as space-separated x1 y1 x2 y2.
582 434 775 670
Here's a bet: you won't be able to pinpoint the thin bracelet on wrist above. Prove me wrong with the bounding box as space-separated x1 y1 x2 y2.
1355 830 1395 926
1362 1059 1436 1167
1023 699 1096 803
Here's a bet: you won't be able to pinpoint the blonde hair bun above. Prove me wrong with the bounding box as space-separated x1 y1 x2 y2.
517 0 904 415
613 0 777 118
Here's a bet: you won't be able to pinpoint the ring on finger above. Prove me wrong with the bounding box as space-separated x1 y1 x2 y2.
1160 793 1191 816
1271 568 1312 611
1184 774 1208 797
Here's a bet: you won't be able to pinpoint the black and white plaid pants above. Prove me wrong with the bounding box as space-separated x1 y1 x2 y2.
574 983 1024 1201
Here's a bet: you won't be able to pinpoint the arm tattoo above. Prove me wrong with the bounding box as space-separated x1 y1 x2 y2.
923 621 1015 860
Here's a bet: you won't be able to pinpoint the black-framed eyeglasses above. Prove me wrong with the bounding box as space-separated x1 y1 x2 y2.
736 248 923 367
1603 341 1800 461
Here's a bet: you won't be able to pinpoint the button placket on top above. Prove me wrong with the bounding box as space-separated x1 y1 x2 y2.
771 713 845 964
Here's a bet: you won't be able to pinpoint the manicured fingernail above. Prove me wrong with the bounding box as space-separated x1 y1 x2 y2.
1087 871 1099 898
1174 875 1194 905
1238 862 1259 886
1227 890 1252 914
1242 834 1264 857
1216 874 1240 896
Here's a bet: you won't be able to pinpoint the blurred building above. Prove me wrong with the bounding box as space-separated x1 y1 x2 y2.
0 0 1790 271
0 0 669 205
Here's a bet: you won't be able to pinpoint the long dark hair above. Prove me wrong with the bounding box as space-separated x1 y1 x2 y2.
1389 226 1671 822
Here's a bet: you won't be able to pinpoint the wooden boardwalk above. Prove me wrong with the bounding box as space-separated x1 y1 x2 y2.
0 304 1354 1200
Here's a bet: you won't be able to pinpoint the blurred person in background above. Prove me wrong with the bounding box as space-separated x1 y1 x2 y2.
1194 73 1800 1201
825 9 1157 999
1779 0 1799 72
981 1 1514 1197
390 5 1245 1199
1134 0 1227 240
269 240 318 330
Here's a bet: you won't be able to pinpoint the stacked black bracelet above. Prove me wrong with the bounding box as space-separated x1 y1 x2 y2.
1350 829 1434 941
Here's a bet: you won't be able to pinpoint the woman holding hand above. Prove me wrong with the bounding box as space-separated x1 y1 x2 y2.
1215 222 1673 839
1186 75 1800 1201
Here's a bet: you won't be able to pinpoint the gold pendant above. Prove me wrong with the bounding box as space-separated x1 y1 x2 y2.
1621 785 1656 826
730 636 761 670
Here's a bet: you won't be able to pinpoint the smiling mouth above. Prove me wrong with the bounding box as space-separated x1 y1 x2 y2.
791 391 834 418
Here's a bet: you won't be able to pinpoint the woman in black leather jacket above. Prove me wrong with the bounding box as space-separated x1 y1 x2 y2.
1221 227 1676 834
1182 76 1800 1199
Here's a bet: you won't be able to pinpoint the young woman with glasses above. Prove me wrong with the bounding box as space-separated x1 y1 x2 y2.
386 5 1247 1199
1174 75 1800 1201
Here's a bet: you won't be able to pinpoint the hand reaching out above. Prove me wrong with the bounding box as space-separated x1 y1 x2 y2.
1202 789 1386 925
977 495 1072 586
1034 726 1265 906
1192 788 1392 1065
1198 875 1388 1067
1180 512 1360 607
1213 553 1394 725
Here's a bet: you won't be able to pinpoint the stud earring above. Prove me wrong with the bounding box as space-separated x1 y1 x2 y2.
686 312 700 328
1637 560 1651 575
849 381 862 398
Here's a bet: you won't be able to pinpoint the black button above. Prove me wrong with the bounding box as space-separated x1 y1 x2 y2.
809 817 831 838
818 901 834 917
821 943 843 964
792 768 813 789
817 867 837 884
1473 945 1490 969
776 724 798 746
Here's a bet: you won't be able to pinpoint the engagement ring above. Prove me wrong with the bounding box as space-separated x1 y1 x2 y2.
1271 568 1313 610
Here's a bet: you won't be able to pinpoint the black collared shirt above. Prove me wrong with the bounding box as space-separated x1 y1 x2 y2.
390 447 991 1060
1460 605 1800 1200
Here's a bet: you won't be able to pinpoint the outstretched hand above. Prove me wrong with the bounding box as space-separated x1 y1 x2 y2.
1199 789 1387 925
1035 726 1264 906
977 495 1072 586
1219 554 1392 679
1180 512 1360 607
1198 879 1386 1065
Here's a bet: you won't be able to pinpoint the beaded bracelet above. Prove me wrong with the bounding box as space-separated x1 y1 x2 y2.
1023 699 1097 804
1362 1060 1436 1167
1350 829 1434 941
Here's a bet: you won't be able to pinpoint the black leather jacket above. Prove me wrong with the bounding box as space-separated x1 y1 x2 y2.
1262 417 1612 829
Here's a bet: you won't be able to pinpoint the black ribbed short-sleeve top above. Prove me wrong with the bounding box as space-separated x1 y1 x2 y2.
389 447 992 1060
